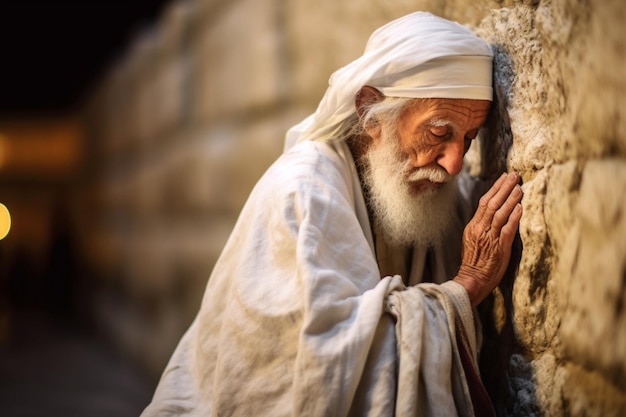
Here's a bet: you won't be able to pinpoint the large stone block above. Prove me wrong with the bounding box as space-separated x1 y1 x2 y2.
478 0 626 175
512 168 559 351
149 57 187 137
227 108 309 209
477 6 563 174
159 126 241 214
552 362 626 416
130 160 169 220
554 159 626 386
95 65 137 157
112 36 165 149
145 1 195 140
555 0 626 159
284 0 439 105
543 161 581 256
123 231 175 297
190 0 284 123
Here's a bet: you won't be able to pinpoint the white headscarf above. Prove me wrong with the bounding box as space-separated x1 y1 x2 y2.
285 12 493 149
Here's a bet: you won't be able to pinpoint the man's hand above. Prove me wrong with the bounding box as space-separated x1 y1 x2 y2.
454 172 523 307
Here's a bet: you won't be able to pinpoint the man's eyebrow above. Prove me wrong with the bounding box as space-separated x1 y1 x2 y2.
426 118 454 128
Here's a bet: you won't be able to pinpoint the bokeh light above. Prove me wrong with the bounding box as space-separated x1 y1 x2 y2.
0 203 11 239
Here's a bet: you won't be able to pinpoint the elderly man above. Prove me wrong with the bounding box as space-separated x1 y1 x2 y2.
142 12 522 417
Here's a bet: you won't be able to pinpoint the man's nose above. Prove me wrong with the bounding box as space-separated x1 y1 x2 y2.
436 138 465 176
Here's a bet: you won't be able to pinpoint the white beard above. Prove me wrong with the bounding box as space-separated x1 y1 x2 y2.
360 131 459 248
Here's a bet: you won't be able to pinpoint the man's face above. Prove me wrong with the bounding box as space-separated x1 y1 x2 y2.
361 98 491 247
384 98 491 189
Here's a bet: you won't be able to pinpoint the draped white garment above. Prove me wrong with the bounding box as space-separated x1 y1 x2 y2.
141 139 487 417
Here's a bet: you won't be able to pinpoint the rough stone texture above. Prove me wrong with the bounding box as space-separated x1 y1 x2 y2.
472 1 626 415
557 161 626 382
81 0 626 414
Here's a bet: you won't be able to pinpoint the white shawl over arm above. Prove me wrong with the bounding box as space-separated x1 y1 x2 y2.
141 140 486 417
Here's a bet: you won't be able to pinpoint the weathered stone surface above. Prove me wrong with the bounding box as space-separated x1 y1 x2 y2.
445 0 516 27
476 6 561 174
284 0 439 105
560 0 626 160
508 168 560 353
504 352 626 417
543 161 581 256
82 0 626 414
190 0 284 123
555 362 626 417
554 160 626 386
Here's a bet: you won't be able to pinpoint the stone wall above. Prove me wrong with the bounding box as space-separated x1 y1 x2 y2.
473 1 626 415
81 0 626 414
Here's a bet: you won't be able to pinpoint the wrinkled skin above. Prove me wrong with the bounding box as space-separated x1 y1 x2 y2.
355 85 524 306
454 172 522 306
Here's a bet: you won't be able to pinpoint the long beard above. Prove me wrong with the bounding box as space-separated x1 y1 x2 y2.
360 131 458 248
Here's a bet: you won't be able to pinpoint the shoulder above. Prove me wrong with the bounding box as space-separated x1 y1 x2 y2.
273 140 350 177
236 140 360 234
260 140 355 198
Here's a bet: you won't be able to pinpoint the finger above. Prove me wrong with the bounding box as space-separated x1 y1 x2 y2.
488 173 520 215
491 184 523 231
483 174 520 230
474 173 509 223
480 172 508 203
476 172 519 224
499 203 523 247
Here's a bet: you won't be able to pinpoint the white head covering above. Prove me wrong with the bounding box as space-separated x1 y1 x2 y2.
285 12 493 149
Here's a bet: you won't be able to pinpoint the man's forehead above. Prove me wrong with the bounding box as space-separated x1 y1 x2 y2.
421 99 490 117
405 98 491 128
417 97 491 110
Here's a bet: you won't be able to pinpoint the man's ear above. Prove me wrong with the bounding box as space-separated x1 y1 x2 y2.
355 85 385 118
355 86 385 141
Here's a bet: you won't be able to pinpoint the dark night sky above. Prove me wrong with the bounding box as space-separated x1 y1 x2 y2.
0 1 171 114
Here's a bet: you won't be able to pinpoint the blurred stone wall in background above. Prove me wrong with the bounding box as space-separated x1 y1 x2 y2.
80 0 625 415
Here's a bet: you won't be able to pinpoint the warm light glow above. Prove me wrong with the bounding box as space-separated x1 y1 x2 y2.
0 203 11 240
0 120 82 176
0 133 7 168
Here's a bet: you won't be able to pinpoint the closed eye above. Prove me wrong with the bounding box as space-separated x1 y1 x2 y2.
429 126 450 139
427 119 452 140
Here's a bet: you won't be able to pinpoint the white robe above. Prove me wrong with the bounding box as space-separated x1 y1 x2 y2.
141 139 490 417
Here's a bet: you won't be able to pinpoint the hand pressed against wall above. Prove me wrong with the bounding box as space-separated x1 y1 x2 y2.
454 172 523 307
